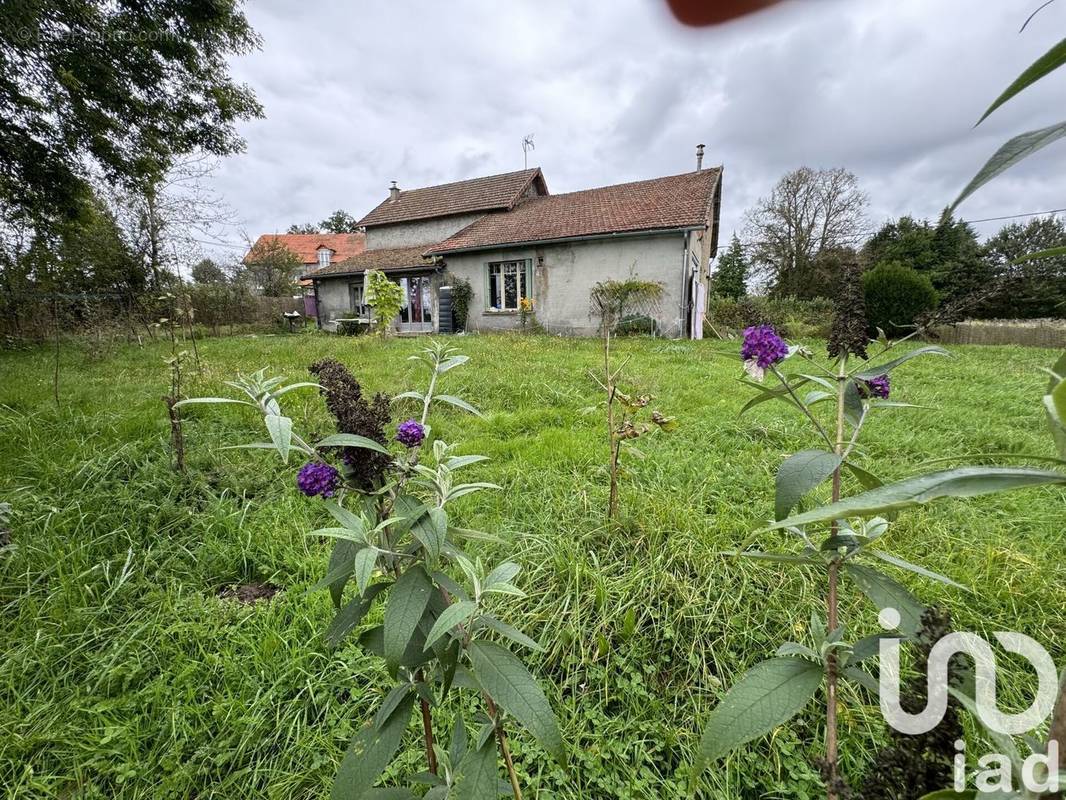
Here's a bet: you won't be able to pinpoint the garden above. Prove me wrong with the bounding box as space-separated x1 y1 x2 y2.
1 328 1063 799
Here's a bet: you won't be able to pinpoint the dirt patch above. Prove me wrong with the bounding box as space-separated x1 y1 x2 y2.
217 582 280 604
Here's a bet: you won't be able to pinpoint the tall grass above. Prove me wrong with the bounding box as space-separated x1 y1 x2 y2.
1 333 1062 798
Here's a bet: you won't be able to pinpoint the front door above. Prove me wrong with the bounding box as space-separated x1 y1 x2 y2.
397 275 433 333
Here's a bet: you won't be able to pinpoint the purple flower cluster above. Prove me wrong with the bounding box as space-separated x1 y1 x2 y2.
396 419 425 448
740 324 789 369
859 375 891 400
296 461 341 498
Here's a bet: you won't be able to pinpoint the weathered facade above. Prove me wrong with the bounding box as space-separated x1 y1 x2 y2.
299 155 722 338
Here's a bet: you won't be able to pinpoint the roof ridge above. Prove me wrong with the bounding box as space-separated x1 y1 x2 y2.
518 167 721 202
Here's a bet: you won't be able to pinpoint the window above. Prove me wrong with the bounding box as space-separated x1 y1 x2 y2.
487 260 530 311
318 248 331 268
348 282 367 317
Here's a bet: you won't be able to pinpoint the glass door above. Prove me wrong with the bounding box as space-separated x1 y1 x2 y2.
397 275 434 333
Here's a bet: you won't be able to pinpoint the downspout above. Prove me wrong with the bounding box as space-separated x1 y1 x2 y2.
313 279 322 330
680 232 692 339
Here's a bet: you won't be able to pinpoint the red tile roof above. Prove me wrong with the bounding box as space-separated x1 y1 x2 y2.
304 245 440 279
427 169 721 254
243 233 366 265
357 168 547 228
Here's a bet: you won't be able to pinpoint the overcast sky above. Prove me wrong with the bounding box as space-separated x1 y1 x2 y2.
205 0 1066 261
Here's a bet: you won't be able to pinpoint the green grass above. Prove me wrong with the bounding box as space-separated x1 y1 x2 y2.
0 332 1062 799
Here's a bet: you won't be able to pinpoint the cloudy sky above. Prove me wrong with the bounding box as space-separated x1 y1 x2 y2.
205 0 1066 261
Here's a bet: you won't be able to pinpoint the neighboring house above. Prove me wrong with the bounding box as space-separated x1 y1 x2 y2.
303 152 721 338
243 233 366 314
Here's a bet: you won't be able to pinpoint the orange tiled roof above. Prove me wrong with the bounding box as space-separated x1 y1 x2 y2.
303 245 440 279
427 169 721 254
243 233 366 265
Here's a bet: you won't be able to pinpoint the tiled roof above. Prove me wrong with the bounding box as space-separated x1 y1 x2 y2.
244 233 366 265
357 168 546 228
427 168 722 254
304 245 440 278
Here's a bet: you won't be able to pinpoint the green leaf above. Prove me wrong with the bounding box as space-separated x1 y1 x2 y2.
353 547 379 596
467 641 565 765
953 120 1066 210
360 625 432 670
770 467 1066 529
693 657 823 775
331 694 415 800
323 500 366 532
326 583 390 649
1048 356 1066 458
437 355 470 373
374 684 413 729
775 449 842 521
843 563 925 636
475 614 545 653
867 549 967 590
1014 245 1066 264
855 346 949 380
410 508 446 564
325 538 359 608
453 737 498 800
315 433 391 455
435 394 484 418
383 566 434 675
423 600 478 651
916 791 977 800
265 414 293 462
738 377 808 416
843 461 883 490
173 397 255 408
977 37 1066 125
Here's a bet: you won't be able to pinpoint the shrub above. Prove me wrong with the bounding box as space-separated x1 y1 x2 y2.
615 314 658 336
863 261 938 335
364 270 404 335
449 275 473 331
705 296 833 339
336 319 369 336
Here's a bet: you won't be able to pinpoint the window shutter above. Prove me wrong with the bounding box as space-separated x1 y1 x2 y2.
525 259 533 303
483 263 491 310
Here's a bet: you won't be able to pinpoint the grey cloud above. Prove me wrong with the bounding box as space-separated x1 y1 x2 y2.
208 0 1066 260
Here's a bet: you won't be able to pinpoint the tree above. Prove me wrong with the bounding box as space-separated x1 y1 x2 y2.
744 167 868 298
319 210 360 234
979 216 1066 319
191 259 227 285
863 261 938 335
712 234 748 298
0 1 263 225
244 237 301 297
287 223 320 234
862 216 938 272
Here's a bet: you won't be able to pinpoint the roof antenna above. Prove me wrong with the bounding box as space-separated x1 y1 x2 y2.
522 134 535 169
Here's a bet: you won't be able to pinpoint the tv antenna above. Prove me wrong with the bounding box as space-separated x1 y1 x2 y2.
522 134 535 169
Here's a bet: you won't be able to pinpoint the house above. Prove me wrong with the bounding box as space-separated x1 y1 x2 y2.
303 149 721 337
243 233 366 315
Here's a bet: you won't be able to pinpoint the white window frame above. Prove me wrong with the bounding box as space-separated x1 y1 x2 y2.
317 247 331 268
486 259 531 312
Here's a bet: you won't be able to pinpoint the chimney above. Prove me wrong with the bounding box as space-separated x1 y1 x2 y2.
696 144 705 172
389 181 400 201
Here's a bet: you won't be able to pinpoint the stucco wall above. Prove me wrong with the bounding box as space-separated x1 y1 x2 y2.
364 212 487 249
442 232 691 337
314 270 445 333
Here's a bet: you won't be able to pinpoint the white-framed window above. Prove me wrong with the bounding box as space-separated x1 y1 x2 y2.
486 259 531 311
317 247 331 268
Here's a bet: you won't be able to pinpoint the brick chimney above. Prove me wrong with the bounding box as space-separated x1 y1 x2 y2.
696 144 705 171
389 181 400 201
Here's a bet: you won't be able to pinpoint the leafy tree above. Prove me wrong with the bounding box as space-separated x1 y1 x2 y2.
862 216 938 273
744 167 868 298
319 210 360 234
979 216 1066 319
863 261 938 336
0 1 263 225
191 259 227 285
712 234 748 298
365 270 404 335
243 237 301 297
286 223 320 235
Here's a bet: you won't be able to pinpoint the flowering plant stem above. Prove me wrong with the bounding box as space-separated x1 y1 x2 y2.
825 354 847 800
